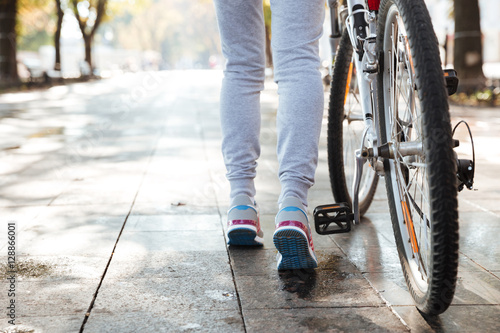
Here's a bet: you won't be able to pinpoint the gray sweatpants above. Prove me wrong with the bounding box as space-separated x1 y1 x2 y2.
214 0 325 207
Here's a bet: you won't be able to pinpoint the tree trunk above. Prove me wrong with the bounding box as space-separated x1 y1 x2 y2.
0 0 19 87
72 0 106 77
263 2 272 69
84 34 92 71
454 0 486 92
54 0 64 71
265 24 273 68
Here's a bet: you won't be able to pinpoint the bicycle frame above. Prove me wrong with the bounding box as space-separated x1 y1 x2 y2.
328 0 381 223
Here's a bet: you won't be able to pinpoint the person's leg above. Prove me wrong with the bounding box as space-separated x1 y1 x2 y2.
213 0 266 201
270 0 325 208
271 0 324 269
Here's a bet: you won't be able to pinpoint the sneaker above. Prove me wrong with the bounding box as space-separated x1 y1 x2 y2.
226 195 264 246
273 197 318 270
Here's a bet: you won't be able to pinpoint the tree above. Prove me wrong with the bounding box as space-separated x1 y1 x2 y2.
71 0 107 72
454 0 486 92
54 0 64 71
0 0 19 87
263 0 272 68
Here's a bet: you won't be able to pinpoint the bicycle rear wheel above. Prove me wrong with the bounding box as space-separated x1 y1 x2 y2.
328 30 378 216
377 0 459 315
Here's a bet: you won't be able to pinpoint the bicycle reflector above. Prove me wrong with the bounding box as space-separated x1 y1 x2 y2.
313 202 353 234
444 69 459 96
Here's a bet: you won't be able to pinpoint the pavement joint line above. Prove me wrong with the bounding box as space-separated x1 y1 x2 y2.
459 251 500 281
242 305 391 310
328 234 411 330
446 303 500 306
390 303 500 307
462 198 500 219
47 201 135 207
78 205 135 333
197 105 249 333
78 131 165 333
222 239 248 333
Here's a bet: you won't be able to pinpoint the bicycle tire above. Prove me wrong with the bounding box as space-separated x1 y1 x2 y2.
328 30 378 216
377 0 459 315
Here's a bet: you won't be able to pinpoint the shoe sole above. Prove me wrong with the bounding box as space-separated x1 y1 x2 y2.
273 228 317 270
227 227 263 246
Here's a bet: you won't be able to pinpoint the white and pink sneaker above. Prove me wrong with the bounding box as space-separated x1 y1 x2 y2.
273 197 318 270
226 195 264 246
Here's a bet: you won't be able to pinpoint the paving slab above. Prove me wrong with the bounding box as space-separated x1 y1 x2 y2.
229 248 347 277
130 202 220 216
134 178 217 206
231 249 385 310
242 307 408 332
84 310 244 333
1 315 83 333
0 206 46 247
105 249 231 280
114 222 226 252
0 255 108 282
328 226 402 274
13 204 128 257
50 176 142 206
394 305 500 333
0 254 108 331
236 270 384 310
365 269 500 307
23 204 130 234
91 276 239 313
126 213 219 229
1 280 95 318
459 223 500 271
0 180 66 207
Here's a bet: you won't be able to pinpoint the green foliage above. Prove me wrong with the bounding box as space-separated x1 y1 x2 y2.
450 87 500 107
263 0 271 29
18 0 50 8
17 0 54 50
18 29 52 51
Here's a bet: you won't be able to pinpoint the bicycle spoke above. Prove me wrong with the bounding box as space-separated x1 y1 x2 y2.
380 0 458 314
385 6 433 288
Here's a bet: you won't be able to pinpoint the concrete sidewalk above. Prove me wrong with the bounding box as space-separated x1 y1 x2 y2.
0 70 499 332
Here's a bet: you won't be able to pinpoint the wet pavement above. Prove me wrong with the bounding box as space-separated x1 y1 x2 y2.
0 70 499 332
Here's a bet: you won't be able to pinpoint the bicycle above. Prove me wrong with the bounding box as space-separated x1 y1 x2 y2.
313 0 475 315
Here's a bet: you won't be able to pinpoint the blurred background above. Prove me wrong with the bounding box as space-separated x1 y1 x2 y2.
0 0 223 83
0 0 499 102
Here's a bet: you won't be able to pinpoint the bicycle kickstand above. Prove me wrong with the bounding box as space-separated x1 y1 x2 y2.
352 149 364 224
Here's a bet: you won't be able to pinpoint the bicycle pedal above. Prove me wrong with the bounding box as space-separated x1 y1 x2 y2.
313 203 353 235
444 69 459 96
